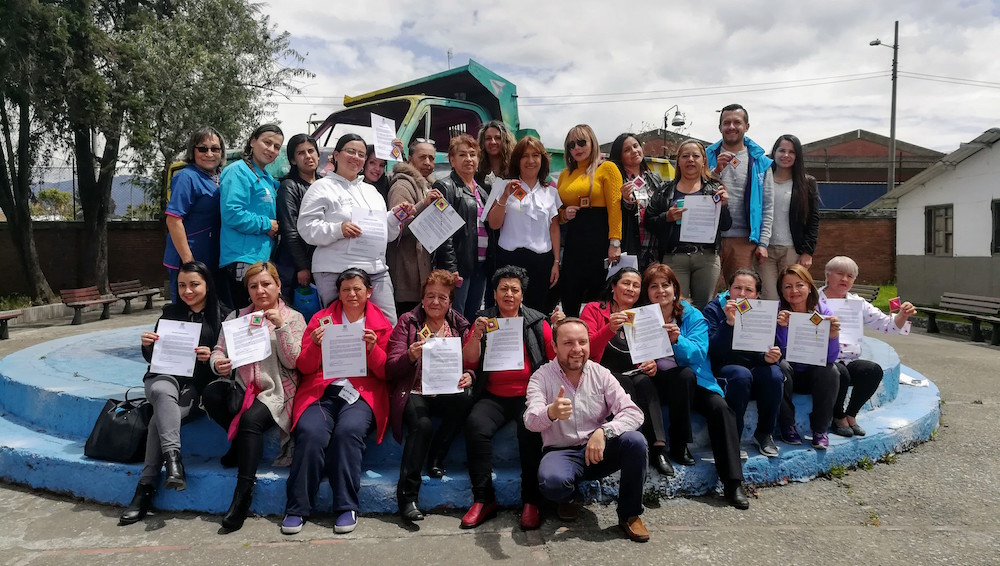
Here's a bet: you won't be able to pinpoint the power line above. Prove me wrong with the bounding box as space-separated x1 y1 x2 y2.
898 72 1000 89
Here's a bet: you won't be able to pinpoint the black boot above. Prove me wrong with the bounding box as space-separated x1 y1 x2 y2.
220 444 239 468
164 450 186 491
119 482 155 525
221 476 255 531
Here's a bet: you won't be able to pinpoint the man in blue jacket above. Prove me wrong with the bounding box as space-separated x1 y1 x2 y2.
705 104 774 283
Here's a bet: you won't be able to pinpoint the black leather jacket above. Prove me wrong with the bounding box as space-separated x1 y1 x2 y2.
433 170 490 277
621 169 668 268
644 178 733 256
276 172 321 272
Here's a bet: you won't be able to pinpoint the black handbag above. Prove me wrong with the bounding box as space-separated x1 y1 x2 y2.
84 387 153 463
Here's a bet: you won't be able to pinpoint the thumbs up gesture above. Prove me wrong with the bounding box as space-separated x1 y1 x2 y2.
547 385 573 421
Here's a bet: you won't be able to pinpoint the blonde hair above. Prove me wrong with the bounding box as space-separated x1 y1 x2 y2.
674 140 715 183
565 124 601 189
242 261 280 288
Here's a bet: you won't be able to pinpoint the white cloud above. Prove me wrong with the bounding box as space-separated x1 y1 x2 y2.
262 1 1000 153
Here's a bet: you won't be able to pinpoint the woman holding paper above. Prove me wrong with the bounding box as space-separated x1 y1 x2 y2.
461 265 555 530
297 133 415 325
203 261 306 531
774 264 841 450
486 136 562 312
609 133 669 271
386 270 475 521
644 140 731 309
281 268 393 536
120 261 229 526
578 267 673 476
644 263 748 509
820 256 915 437
556 124 623 317
758 135 820 301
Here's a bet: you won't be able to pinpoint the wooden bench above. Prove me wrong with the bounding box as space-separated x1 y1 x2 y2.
0 311 23 340
920 293 1000 345
60 287 118 325
815 281 879 303
110 279 162 314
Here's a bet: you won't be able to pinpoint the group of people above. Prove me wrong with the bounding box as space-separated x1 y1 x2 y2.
123 103 917 543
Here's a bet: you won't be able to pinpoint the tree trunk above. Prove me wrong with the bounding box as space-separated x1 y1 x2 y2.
74 111 122 293
0 99 57 303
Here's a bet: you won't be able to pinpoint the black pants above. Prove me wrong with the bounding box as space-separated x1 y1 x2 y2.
656 366 743 482
464 393 542 504
834 360 884 419
560 207 610 317
496 247 555 314
202 380 276 479
616 373 666 446
779 363 840 434
397 392 474 506
223 263 252 311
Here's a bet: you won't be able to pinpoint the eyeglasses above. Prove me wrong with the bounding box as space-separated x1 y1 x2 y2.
195 146 223 154
414 138 436 146
567 139 588 149
339 148 366 158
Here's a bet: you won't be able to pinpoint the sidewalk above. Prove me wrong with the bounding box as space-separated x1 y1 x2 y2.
2 319 998 565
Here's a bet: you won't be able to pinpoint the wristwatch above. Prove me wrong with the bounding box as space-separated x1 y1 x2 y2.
609 239 621 248
601 424 618 440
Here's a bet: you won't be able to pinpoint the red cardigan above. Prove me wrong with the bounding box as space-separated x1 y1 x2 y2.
293 300 392 443
579 301 619 363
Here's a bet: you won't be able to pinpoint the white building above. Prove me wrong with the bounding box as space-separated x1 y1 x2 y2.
869 128 1000 304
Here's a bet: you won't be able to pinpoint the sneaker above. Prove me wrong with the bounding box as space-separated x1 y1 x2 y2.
334 510 358 534
739 449 749 461
280 515 304 535
812 432 829 450
781 426 802 445
753 433 779 458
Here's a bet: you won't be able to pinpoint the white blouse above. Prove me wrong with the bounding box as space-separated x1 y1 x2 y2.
488 178 562 254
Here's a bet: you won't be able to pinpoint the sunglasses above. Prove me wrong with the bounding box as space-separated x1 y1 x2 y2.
414 138 436 146
195 146 223 154
567 139 588 149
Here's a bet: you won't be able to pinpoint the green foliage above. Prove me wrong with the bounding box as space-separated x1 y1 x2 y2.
827 464 848 479
0 294 31 310
872 284 897 313
879 452 898 464
857 456 875 471
32 188 73 218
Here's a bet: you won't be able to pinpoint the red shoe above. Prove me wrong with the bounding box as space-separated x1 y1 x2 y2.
460 500 498 529
520 503 540 530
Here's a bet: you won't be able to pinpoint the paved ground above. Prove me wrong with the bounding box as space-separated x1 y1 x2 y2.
2 307 999 565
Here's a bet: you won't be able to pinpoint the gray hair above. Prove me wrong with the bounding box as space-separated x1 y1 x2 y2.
825 256 859 278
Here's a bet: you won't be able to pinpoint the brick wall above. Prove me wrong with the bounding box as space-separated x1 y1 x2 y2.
0 221 166 297
809 211 896 284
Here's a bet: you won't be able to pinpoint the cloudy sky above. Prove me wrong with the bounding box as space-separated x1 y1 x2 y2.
260 0 1000 154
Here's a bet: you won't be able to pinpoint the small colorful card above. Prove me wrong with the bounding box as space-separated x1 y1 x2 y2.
623 310 636 325
713 193 722 203
889 297 901 312
513 185 528 200
319 315 333 327
434 198 449 211
391 146 402 160
579 196 591 208
632 176 645 189
485 318 500 333
250 313 264 327
809 312 824 326
730 157 741 168
394 207 409 222
418 325 433 340
736 298 752 314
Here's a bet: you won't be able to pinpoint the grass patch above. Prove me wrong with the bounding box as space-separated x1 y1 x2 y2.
0 294 31 311
871 285 897 313
857 456 875 471
865 511 881 527
879 453 898 465
827 464 848 479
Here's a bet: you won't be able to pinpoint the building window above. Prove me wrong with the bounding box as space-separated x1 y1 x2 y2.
924 205 953 256
993 200 1000 254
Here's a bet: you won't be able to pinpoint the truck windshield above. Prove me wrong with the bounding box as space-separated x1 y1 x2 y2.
312 100 411 148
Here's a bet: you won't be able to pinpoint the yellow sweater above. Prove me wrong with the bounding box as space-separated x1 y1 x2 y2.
557 159 623 239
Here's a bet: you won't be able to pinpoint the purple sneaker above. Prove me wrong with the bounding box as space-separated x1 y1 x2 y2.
812 432 829 450
280 515 303 535
334 510 358 534
781 426 802 445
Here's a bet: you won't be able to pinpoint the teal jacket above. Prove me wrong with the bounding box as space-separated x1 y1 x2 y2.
705 136 773 246
219 159 278 267
669 299 724 396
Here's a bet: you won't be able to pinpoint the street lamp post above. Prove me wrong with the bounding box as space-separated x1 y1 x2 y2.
871 20 899 194
662 105 686 158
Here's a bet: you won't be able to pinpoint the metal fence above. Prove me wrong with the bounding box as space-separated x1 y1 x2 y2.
25 162 155 222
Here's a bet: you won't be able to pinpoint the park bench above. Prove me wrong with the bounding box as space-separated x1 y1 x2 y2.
60 286 117 325
816 281 879 303
920 292 1000 345
0 311 23 340
110 279 162 314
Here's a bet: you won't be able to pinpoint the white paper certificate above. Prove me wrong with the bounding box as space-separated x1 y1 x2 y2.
732 299 780 353
150 319 202 377
222 312 272 369
678 195 721 244
371 113 401 161
786 312 831 367
483 317 525 372
623 304 673 363
420 337 463 395
606 253 639 279
322 320 367 379
825 298 865 345
348 207 388 257
408 200 465 253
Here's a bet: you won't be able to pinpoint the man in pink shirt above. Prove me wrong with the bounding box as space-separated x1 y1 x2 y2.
524 318 649 542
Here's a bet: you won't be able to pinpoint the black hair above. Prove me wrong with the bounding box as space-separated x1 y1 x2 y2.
337 267 372 290
283 134 319 180
177 260 222 332
728 268 763 294
241 123 283 162
333 133 366 174
770 134 813 218
599 267 642 310
491 265 529 293
718 104 749 127
608 133 648 179
184 127 226 171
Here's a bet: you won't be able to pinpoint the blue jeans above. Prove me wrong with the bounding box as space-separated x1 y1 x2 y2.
453 261 488 320
719 364 784 439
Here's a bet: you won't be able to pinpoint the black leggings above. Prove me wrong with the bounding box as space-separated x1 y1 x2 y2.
397 392 474 505
464 393 542 504
616 373 666 446
779 363 840 434
560 207 610 317
202 381 277 479
834 360 884 419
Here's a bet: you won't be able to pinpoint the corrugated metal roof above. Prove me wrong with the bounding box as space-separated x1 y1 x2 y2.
817 182 887 210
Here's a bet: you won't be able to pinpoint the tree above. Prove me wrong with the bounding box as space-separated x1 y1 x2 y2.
33 188 73 218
